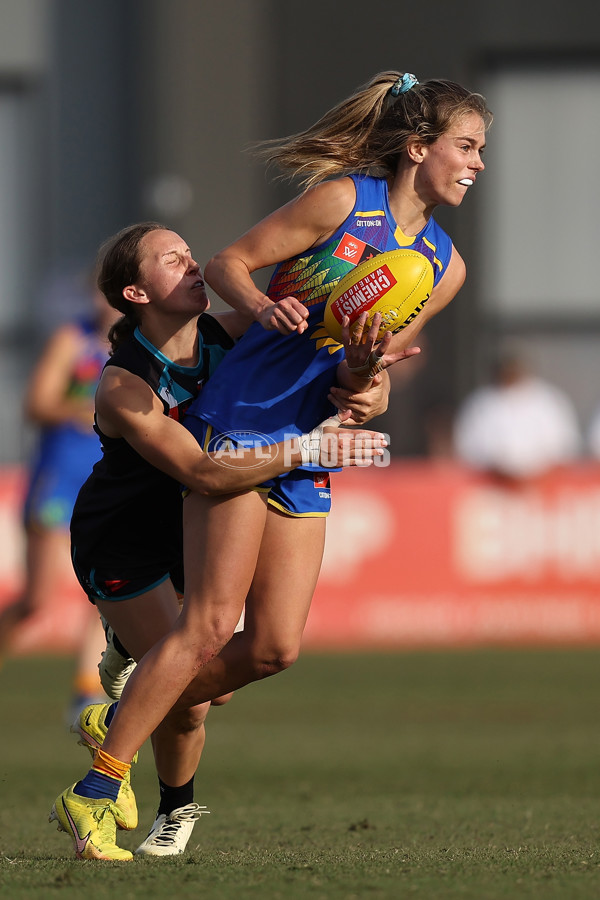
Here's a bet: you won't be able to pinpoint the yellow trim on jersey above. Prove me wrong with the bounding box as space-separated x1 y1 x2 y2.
311 324 343 354
202 424 213 452
422 235 444 272
355 209 386 218
393 224 414 247
393 227 444 272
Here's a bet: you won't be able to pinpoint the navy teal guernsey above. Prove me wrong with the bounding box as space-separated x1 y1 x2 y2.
70 314 233 592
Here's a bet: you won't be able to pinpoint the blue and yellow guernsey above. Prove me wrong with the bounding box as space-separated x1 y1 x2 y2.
187 174 453 453
24 317 110 529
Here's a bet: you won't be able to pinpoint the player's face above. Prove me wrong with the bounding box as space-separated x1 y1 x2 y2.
418 112 486 208
137 229 209 313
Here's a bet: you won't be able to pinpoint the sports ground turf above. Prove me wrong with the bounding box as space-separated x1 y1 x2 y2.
1 648 600 899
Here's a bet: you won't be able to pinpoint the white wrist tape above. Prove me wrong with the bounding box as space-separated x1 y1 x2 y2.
346 350 385 379
299 415 341 466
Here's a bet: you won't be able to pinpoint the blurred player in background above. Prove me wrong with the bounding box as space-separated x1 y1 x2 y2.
51 222 388 860
0 285 119 719
52 70 492 861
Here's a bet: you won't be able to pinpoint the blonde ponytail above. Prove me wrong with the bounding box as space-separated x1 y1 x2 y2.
255 71 492 189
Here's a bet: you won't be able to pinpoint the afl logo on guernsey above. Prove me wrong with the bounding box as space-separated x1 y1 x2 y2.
333 233 381 266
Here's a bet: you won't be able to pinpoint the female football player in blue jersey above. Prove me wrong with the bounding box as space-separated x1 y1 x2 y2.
50 222 390 860
53 71 491 860
0 286 119 716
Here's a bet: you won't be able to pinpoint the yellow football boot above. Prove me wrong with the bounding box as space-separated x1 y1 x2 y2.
71 703 138 830
49 785 132 861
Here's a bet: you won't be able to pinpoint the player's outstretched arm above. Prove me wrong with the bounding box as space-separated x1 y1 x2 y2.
96 368 386 496
295 412 387 471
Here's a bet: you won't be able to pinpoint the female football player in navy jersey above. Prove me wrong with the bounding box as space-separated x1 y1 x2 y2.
53 70 491 859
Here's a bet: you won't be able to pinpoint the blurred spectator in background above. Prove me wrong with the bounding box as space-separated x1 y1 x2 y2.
0 284 119 720
453 351 581 481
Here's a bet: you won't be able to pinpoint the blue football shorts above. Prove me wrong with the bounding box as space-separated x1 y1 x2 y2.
24 466 82 530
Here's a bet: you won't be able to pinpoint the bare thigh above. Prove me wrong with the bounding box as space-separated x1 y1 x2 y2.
180 489 269 643
244 507 327 657
173 507 327 706
96 579 181 662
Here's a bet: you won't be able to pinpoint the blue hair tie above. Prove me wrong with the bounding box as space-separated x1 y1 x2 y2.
391 73 419 97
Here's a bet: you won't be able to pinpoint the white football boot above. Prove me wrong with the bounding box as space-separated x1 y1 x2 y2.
135 803 209 856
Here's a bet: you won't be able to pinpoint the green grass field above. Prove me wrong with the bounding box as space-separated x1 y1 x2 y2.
1 649 600 899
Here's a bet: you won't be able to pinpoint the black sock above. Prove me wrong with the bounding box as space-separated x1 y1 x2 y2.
157 775 195 816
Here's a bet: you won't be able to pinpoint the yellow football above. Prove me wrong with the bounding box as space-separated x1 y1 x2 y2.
323 248 434 343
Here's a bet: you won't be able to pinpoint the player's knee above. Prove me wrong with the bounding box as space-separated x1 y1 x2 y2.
191 630 232 666
179 627 233 672
210 691 234 706
253 646 300 679
166 701 210 734
182 615 239 665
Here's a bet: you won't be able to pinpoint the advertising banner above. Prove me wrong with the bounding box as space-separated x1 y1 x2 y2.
2 463 600 653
